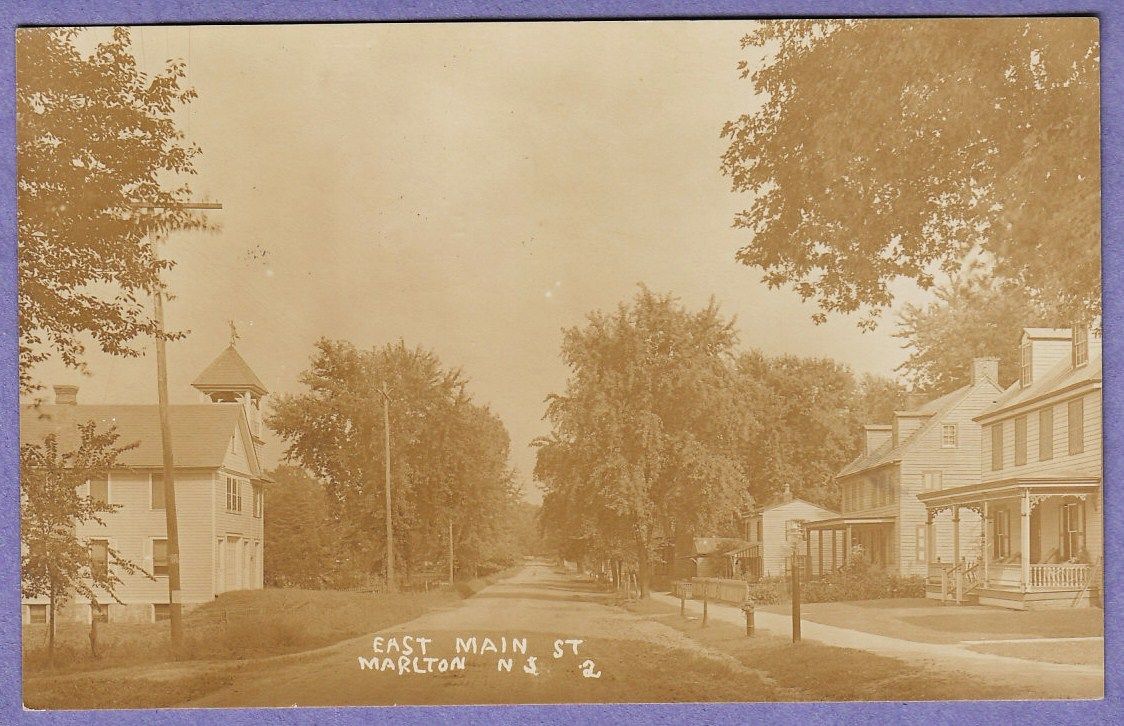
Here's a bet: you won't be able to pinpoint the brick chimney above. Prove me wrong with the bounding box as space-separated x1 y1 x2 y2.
53 384 78 405
970 357 1000 385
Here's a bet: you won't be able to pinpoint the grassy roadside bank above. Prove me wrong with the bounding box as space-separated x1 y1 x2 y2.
23 584 467 709
618 597 1020 702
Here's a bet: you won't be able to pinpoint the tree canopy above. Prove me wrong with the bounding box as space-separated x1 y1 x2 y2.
722 19 1099 329
267 339 523 581
535 287 752 596
17 27 207 394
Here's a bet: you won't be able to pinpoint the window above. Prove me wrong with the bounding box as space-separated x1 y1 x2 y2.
151 474 165 509
89 539 109 579
88 475 109 505
226 476 243 513
993 509 1011 559
941 423 958 449
1068 398 1085 455
915 524 927 563
1073 325 1089 367
1039 407 1054 461
253 485 263 518
91 603 109 623
921 470 943 491
152 538 169 577
990 423 1004 471
153 603 171 622
1014 415 1028 466
29 604 47 624
1019 341 1032 387
1061 501 1086 560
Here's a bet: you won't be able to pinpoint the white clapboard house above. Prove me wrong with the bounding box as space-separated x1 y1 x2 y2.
21 344 270 624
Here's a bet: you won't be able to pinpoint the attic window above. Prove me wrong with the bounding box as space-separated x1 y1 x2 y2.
1019 341 1032 387
1073 325 1089 368
941 424 958 449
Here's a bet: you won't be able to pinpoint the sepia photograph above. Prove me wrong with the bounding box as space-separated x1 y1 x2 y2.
14 16 1104 712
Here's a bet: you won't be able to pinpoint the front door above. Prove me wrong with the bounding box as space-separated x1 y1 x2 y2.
225 535 241 591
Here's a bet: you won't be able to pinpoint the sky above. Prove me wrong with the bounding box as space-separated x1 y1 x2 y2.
30 22 930 502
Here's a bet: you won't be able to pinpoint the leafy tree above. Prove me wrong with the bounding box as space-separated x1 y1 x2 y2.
20 422 149 666
721 19 1099 329
535 287 751 597
267 339 521 582
262 466 346 588
895 269 1055 394
733 352 907 510
17 27 206 394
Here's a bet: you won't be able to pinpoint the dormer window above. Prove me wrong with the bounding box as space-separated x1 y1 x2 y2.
1019 341 1032 387
1073 325 1089 368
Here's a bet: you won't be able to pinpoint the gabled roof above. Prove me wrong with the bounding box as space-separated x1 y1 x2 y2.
977 351 1101 421
837 385 974 478
750 496 839 516
192 345 268 396
21 404 247 471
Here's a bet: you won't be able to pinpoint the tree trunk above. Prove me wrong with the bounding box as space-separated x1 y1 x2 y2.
47 578 57 669
637 545 651 599
89 599 99 659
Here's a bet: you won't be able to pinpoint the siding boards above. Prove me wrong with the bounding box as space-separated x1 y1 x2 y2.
981 390 1101 482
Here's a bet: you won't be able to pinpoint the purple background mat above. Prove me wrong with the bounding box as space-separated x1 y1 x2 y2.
0 2 1118 723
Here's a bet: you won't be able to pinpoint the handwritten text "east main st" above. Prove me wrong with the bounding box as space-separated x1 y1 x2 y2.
356 635 602 678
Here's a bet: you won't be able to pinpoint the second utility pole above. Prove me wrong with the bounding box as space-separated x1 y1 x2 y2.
380 383 396 592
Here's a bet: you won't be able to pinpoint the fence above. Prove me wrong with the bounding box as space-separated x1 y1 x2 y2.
673 577 749 605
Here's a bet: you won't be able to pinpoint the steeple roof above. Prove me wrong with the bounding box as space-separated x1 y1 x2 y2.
192 345 268 396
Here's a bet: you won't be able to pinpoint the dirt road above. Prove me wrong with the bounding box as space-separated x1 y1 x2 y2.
186 562 780 707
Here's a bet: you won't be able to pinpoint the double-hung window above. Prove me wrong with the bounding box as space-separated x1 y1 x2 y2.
226 476 243 513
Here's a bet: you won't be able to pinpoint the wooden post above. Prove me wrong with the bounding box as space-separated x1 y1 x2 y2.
448 519 454 584
381 384 396 593
982 500 990 587
791 554 801 642
702 591 708 628
952 505 962 602
817 530 824 578
805 530 812 581
844 525 852 566
1021 490 1032 592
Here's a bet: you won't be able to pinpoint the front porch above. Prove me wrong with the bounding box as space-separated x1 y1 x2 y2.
918 477 1102 610
803 516 897 576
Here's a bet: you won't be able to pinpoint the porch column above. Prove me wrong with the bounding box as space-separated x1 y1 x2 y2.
805 530 812 581
844 525 852 565
952 505 961 601
832 529 837 571
818 530 824 577
1020 489 1031 592
982 500 989 587
925 510 934 563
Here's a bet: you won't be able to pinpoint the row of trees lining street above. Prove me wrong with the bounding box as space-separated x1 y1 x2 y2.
535 287 906 597
266 340 527 585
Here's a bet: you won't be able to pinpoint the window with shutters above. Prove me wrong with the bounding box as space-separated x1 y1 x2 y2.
991 423 1004 470
1014 415 1028 466
1068 398 1085 455
28 604 47 624
151 474 165 509
1039 407 1054 461
1019 341 1032 387
153 603 170 622
89 539 109 579
915 524 927 563
1061 501 1086 560
152 538 168 576
87 474 109 505
226 476 243 512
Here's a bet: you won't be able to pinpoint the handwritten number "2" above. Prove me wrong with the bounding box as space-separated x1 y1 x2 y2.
580 659 601 678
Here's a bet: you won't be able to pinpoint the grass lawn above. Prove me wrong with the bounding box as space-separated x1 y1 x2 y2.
759 598 1103 644
965 639 1103 666
23 586 461 678
621 599 1017 702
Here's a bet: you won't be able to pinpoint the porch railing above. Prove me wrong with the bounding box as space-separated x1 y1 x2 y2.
1029 563 1090 590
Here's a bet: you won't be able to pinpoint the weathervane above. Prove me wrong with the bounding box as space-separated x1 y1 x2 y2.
228 320 240 347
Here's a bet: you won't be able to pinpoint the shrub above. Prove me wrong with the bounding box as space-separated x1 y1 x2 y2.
800 559 925 603
745 576 788 605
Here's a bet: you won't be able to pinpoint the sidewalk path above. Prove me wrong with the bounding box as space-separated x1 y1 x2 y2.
653 592 1102 696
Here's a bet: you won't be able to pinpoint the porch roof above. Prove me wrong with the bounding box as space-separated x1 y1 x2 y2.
803 515 895 531
916 474 1101 508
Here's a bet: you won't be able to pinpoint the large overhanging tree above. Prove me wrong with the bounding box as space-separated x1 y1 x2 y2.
17 27 206 394
722 19 1099 329
535 287 751 598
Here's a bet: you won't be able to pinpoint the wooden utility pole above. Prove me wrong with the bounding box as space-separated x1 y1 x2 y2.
136 200 221 650
448 519 455 584
380 383 396 592
791 553 802 642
